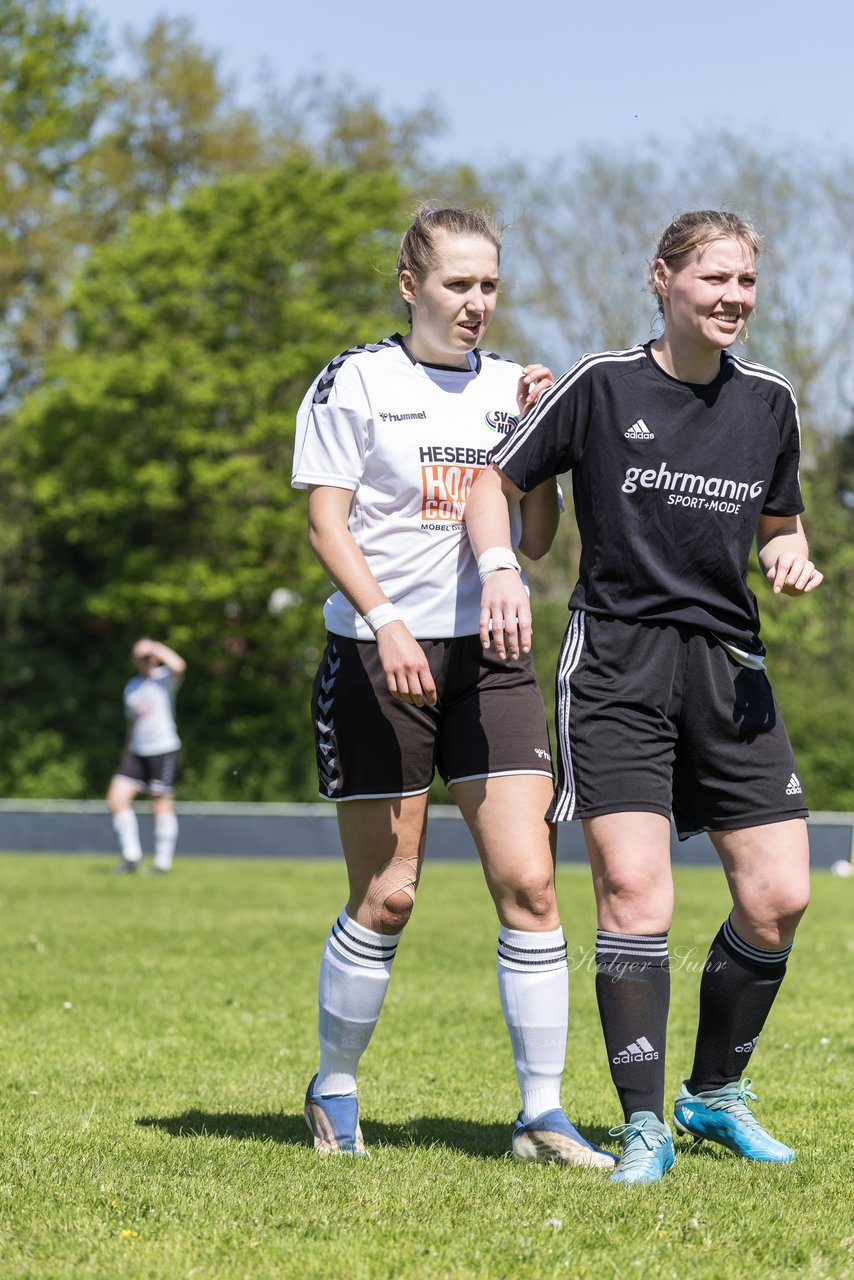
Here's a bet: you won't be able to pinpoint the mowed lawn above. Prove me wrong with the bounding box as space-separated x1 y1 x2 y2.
0 852 850 1279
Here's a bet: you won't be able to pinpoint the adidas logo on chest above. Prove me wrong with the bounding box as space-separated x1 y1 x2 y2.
624 419 655 440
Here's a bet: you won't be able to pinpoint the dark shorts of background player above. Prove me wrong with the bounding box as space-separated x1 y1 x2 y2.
311 634 555 800
114 750 181 798
549 613 808 838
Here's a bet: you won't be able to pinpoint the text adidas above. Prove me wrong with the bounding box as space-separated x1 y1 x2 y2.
612 1035 659 1065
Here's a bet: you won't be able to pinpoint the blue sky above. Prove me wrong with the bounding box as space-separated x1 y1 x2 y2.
81 0 850 166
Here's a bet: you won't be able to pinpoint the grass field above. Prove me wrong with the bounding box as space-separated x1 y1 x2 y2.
0 853 851 1279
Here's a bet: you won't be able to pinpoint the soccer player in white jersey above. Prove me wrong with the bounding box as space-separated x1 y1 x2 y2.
108 636 186 874
466 210 823 1184
291 206 615 1167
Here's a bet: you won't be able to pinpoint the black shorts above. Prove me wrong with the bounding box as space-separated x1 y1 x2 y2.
549 613 808 839
311 634 554 800
114 750 181 797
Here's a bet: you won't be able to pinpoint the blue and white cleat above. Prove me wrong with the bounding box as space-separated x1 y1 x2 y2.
512 1108 617 1168
609 1112 675 1184
303 1075 366 1156
673 1077 795 1162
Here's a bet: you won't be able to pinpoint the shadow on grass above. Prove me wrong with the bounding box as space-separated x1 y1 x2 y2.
136 1111 616 1159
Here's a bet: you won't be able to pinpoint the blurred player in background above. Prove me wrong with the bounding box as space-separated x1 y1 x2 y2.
108 637 186 874
466 210 822 1184
291 206 615 1168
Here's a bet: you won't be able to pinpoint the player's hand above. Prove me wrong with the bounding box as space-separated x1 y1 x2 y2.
479 570 532 659
376 623 437 707
516 364 554 417
766 554 824 596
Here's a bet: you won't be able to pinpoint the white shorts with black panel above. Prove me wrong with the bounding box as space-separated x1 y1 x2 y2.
550 613 807 838
312 634 554 800
114 750 181 797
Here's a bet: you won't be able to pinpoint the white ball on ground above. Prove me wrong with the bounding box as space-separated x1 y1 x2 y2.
830 859 853 877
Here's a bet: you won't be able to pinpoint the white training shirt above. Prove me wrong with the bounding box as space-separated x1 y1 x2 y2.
124 665 182 756
292 335 527 640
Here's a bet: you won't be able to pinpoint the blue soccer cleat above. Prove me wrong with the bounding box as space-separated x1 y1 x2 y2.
303 1075 366 1156
673 1077 795 1162
608 1112 675 1184
512 1108 617 1168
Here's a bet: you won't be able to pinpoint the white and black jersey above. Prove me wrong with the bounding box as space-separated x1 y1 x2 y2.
124 666 182 756
492 344 803 653
292 334 527 640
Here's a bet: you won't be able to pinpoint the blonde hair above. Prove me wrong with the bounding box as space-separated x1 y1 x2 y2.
650 210 763 316
397 206 502 321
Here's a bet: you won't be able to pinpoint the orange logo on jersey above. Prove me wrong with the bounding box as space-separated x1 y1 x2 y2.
421 463 482 522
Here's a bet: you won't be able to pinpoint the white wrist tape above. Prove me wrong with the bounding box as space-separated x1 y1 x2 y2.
364 603 402 634
477 546 522 585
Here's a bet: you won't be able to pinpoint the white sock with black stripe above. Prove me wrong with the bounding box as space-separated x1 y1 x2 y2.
497 925 568 1122
315 910 401 1098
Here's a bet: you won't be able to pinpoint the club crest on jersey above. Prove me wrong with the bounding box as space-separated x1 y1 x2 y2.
485 409 518 435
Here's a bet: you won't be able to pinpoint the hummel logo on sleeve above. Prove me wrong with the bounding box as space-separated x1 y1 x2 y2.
612 1035 659 1064
624 419 655 440
785 773 803 796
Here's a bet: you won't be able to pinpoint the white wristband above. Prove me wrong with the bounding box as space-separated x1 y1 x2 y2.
477 546 522 585
364 603 402 634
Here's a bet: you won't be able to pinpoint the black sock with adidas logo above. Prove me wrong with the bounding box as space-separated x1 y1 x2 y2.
595 931 670 1122
687 915 791 1093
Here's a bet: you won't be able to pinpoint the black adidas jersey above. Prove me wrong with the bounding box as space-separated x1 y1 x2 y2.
491 344 804 651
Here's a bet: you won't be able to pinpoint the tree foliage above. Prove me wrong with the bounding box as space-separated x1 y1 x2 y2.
0 0 108 402
6 159 411 799
0 3 851 810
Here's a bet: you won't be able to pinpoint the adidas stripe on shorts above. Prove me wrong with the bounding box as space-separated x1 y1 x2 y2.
311 634 555 801
549 613 807 838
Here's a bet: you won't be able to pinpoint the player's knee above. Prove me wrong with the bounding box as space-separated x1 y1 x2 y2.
378 890 415 932
364 856 420 934
510 872 556 924
763 890 809 941
595 867 672 933
779 884 810 929
737 883 809 948
600 865 661 910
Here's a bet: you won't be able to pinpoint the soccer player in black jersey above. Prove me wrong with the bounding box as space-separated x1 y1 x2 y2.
466 210 823 1184
293 207 615 1168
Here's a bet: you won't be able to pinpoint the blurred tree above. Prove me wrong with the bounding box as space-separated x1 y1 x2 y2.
0 1 109 762
0 0 108 405
83 16 268 236
2 5 850 807
262 72 524 356
7 158 411 799
499 136 852 439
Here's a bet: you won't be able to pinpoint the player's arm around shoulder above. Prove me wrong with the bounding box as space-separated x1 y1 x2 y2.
512 362 560 558
756 512 824 597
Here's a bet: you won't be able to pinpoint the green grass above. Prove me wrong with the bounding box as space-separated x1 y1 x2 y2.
0 854 851 1279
